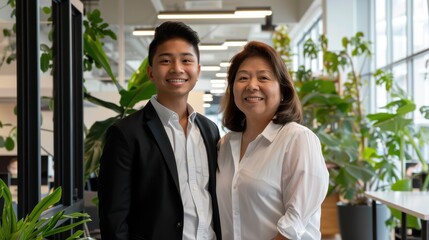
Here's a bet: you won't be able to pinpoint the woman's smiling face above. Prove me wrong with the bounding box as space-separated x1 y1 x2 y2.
233 56 281 121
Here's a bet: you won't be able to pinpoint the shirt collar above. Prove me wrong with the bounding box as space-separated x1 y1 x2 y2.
260 121 284 143
150 95 196 124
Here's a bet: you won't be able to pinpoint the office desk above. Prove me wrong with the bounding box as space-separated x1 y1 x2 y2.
365 191 429 240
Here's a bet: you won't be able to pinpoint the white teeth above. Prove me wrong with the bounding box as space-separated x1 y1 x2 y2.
168 79 186 82
245 97 263 101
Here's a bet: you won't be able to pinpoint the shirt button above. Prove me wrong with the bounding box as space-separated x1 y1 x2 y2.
176 221 182 228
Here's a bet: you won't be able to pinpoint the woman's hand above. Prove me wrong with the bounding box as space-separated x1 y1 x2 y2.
273 233 288 240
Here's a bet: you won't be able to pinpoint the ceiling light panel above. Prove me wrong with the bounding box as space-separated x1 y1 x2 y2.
158 7 271 20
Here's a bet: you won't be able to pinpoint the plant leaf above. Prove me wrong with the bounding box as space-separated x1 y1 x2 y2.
84 33 122 91
4 137 14 151
119 81 156 109
28 187 62 222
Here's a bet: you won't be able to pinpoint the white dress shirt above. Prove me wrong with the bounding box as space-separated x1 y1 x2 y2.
216 122 329 240
151 96 215 240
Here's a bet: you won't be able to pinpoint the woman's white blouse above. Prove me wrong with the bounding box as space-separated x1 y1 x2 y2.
216 122 329 240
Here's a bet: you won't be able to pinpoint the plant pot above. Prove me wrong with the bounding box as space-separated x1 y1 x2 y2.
337 202 390 240
321 193 340 238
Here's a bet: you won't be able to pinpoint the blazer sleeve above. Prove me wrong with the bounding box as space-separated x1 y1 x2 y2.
98 125 134 240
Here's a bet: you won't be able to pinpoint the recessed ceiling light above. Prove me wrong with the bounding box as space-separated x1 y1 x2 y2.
201 66 221 71
132 28 155 36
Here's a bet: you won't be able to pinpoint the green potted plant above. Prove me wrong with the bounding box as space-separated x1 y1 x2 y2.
291 32 429 239
295 33 388 240
366 80 429 234
274 29 428 238
0 178 91 239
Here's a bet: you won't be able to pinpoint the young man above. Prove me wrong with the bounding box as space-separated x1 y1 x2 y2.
98 21 222 240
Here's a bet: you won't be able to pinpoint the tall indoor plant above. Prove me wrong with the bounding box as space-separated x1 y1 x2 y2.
294 33 390 240
275 28 429 238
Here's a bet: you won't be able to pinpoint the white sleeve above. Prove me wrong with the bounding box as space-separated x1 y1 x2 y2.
277 129 329 239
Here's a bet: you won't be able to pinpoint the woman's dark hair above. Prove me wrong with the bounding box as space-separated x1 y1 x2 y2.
221 41 303 131
148 21 200 66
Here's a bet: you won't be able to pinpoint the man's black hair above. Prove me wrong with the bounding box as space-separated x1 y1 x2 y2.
148 21 200 66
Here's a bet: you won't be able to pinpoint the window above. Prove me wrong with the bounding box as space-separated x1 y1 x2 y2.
375 0 387 68
391 0 407 62
413 0 429 53
295 16 323 72
392 63 408 92
374 0 429 126
373 0 429 163
413 53 429 125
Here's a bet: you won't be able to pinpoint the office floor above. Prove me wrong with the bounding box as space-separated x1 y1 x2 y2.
322 234 341 240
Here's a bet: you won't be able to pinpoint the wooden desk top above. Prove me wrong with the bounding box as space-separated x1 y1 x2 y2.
365 191 429 220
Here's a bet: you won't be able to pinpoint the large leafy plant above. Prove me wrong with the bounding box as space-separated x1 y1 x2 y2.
367 80 429 230
275 29 429 207
0 179 90 239
82 10 156 180
290 33 382 205
0 5 156 181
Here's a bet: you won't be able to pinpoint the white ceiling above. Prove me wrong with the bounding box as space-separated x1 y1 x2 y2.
83 0 315 92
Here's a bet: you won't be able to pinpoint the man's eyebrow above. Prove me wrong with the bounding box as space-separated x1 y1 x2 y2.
157 52 196 58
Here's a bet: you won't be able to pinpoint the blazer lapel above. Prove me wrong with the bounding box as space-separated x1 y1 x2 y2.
144 102 180 193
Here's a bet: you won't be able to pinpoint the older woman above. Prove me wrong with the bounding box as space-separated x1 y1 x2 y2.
217 41 329 240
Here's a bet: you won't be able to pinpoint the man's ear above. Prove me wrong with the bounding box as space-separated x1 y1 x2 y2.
147 65 154 82
197 63 201 78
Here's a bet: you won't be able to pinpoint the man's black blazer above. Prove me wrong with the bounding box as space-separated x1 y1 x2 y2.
98 101 221 240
